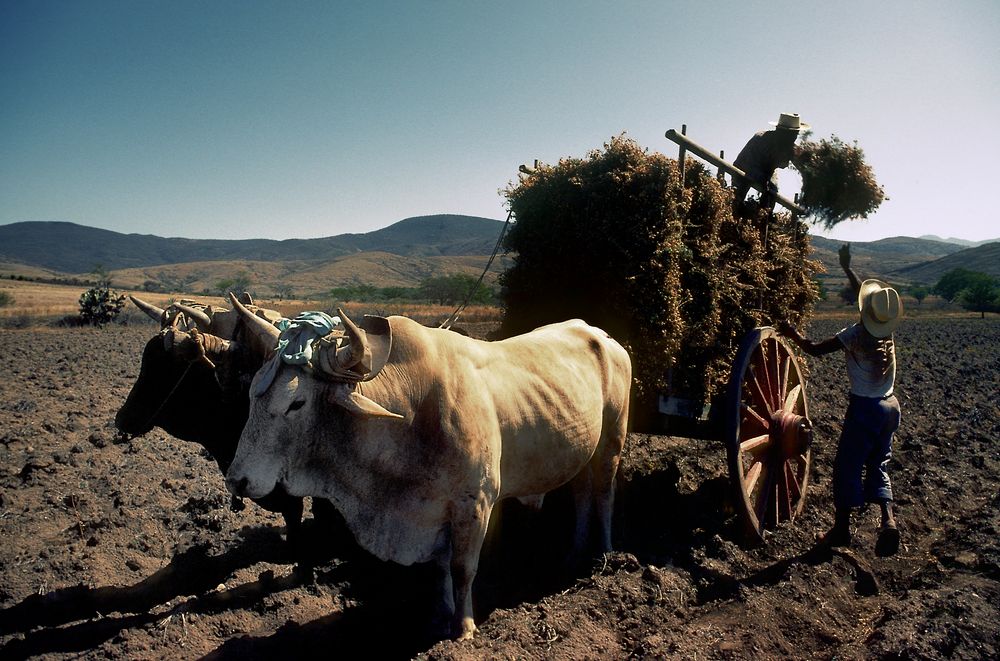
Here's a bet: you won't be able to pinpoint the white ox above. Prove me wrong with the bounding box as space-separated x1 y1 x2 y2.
225 297 631 640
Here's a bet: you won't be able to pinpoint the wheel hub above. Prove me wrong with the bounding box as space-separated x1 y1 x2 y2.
771 409 812 460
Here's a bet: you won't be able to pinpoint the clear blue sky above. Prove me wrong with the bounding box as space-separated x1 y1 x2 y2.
2 1 998 243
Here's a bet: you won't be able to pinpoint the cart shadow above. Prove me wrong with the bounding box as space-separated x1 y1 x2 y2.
618 461 737 560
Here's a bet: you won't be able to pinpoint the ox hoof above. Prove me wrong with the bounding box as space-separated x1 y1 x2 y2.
455 619 477 641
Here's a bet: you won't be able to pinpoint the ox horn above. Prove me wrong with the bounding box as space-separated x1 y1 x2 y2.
334 308 372 375
229 292 280 357
130 295 166 323
173 302 212 331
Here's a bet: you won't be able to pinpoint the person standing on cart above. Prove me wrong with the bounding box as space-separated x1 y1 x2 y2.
732 112 809 218
778 244 903 556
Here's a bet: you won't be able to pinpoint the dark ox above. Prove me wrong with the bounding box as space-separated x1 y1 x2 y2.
225 296 632 639
115 294 321 540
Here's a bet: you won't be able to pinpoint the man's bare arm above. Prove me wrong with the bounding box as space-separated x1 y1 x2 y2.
839 244 862 296
777 321 842 357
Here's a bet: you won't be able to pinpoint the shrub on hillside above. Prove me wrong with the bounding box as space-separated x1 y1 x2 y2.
0 291 13 307
500 135 819 418
78 265 126 327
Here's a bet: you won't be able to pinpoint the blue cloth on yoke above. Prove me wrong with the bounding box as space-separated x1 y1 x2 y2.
251 311 341 397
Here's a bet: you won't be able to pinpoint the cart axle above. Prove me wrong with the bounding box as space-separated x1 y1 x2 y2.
772 410 812 461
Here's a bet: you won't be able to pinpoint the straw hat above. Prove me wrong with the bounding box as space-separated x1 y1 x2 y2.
858 279 902 338
769 112 810 132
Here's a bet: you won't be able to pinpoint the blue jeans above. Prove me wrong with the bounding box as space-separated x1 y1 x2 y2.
833 394 901 509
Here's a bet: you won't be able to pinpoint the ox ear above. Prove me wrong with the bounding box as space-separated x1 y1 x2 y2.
328 387 404 420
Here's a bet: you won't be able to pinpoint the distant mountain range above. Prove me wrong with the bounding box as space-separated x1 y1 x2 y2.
917 235 999 248
0 215 504 273
0 216 996 296
808 235 999 284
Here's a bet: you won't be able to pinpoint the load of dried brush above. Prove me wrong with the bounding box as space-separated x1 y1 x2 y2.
499 136 820 424
793 135 886 230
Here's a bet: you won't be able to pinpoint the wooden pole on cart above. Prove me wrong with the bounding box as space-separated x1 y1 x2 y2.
665 128 806 215
677 124 687 183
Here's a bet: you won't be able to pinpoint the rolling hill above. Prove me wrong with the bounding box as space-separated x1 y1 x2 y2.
0 215 506 274
807 235 968 284
889 242 1000 284
1 216 993 297
918 235 1000 248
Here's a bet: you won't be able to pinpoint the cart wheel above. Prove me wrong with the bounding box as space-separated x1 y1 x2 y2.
725 327 812 543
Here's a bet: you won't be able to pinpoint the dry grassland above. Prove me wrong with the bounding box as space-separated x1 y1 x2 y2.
0 279 502 327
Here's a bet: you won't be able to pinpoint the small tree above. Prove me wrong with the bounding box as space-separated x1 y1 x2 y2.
959 277 1000 318
934 268 982 302
909 285 929 305
215 273 252 298
0 291 13 308
78 265 126 326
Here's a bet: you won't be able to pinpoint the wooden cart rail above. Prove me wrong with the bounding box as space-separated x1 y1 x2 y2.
665 127 806 216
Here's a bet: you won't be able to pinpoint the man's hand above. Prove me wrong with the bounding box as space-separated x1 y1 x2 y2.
838 243 851 270
777 320 798 338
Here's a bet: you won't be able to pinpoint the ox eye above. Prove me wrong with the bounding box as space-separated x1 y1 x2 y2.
286 399 306 414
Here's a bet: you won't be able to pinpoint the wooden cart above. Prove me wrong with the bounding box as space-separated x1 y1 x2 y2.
658 127 813 544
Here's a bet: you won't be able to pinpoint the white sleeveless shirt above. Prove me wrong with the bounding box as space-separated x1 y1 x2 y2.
836 323 896 398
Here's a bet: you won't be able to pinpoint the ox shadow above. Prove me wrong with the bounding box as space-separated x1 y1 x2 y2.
203 493 591 660
206 463 740 660
0 464 741 660
0 521 349 660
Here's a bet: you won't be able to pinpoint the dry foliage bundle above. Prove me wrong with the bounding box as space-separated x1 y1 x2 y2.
793 135 885 230
500 136 819 422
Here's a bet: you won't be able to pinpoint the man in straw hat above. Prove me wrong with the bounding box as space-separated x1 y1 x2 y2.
779 244 903 556
732 112 810 218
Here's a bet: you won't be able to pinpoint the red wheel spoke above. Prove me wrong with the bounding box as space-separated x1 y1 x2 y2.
741 403 769 429
755 346 778 411
748 370 773 415
744 460 763 494
778 464 792 521
766 341 781 410
740 433 770 454
779 353 791 405
754 464 774 524
786 461 802 502
783 384 803 412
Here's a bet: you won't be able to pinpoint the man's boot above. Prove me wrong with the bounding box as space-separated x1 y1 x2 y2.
875 501 900 556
